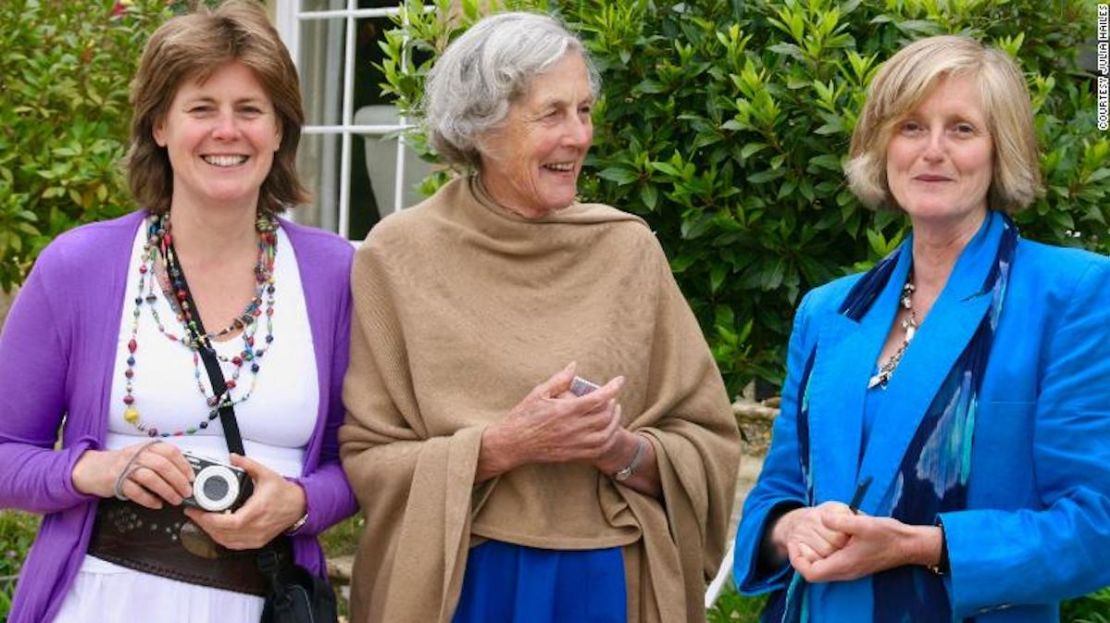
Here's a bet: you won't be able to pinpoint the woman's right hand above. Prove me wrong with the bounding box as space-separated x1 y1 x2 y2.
71 441 194 509
477 362 625 481
770 502 853 572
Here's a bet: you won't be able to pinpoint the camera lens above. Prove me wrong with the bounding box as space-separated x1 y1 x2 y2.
202 476 229 501
192 464 241 512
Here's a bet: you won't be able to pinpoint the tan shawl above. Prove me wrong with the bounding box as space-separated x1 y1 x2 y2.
340 177 740 622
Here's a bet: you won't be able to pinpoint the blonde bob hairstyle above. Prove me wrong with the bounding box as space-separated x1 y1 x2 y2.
845 35 1041 214
127 0 308 216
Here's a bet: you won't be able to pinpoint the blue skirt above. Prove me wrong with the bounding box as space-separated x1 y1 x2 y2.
451 540 627 623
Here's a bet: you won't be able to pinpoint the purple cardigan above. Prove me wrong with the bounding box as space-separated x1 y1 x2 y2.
0 211 358 623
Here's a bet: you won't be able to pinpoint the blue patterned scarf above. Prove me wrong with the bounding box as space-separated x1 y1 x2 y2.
765 215 1018 623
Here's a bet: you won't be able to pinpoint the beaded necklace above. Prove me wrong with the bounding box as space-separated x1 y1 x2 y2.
121 212 278 437
867 276 918 389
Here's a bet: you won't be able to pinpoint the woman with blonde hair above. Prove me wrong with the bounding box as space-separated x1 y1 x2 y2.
734 35 1110 622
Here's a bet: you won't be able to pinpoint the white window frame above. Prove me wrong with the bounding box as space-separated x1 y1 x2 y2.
274 0 420 239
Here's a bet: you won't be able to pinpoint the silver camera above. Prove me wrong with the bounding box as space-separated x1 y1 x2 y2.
182 452 250 512
569 376 600 397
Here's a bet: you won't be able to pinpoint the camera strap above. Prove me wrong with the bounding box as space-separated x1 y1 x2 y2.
195 343 246 456
163 230 340 622
168 246 291 585
165 248 246 456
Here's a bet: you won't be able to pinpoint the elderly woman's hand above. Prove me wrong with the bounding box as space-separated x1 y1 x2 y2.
789 513 943 583
183 453 307 550
477 363 625 482
71 441 194 509
767 502 853 571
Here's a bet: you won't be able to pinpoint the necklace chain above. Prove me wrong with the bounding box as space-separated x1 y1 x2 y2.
868 275 918 389
120 213 278 437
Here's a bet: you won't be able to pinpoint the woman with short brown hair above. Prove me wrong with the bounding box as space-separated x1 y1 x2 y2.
0 2 355 621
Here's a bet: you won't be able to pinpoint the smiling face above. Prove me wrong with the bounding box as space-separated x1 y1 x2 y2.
885 73 994 228
478 52 594 219
153 60 282 213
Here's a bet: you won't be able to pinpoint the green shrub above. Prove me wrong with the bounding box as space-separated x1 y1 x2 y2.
0 511 40 620
0 0 180 292
380 0 1109 395
1063 587 1110 623
705 583 1110 621
320 514 364 558
708 584 766 622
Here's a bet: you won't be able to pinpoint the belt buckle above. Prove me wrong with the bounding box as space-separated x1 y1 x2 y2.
180 520 221 559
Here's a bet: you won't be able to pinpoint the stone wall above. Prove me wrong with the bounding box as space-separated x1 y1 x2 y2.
729 399 778 536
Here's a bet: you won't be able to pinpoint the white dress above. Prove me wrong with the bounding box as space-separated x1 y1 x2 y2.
53 222 319 623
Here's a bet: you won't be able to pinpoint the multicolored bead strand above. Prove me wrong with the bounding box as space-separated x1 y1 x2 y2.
120 213 278 437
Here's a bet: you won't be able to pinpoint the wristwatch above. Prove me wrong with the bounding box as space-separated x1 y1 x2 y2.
612 435 648 482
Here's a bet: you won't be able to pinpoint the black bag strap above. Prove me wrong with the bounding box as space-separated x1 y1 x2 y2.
170 263 247 456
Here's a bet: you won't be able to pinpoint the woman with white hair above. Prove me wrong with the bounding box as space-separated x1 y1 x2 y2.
733 35 1110 622
339 11 740 623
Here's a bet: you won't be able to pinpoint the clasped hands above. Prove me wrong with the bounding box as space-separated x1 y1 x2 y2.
771 502 944 583
71 442 306 549
479 362 640 480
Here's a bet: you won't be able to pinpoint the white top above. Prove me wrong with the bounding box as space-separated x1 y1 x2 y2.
54 221 319 623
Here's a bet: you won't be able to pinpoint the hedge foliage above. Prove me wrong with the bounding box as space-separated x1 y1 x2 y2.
3 0 1106 392
0 0 186 291
379 0 1109 395
0 511 39 620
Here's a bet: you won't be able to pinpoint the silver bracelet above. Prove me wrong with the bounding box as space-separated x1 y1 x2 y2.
285 511 310 535
111 440 163 501
612 435 647 482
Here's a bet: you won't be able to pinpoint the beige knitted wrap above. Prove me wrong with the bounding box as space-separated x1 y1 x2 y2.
340 177 740 622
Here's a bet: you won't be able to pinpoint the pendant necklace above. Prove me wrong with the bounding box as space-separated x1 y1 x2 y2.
868 275 917 389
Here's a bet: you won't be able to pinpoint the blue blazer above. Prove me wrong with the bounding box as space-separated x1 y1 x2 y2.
734 212 1110 621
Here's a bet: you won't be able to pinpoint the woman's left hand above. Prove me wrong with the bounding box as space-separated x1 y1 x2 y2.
790 512 942 583
183 454 307 550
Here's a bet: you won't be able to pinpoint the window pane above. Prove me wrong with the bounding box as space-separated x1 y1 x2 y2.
352 124 432 222
285 0 429 238
301 0 346 13
358 0 399 10
295 132 341 232
299 16 346 128
347 13 417 237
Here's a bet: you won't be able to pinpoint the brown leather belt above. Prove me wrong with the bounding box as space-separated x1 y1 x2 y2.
87 498 290 596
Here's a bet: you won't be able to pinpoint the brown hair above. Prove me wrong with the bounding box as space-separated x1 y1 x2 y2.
845 35 1041 213
127 0 308 215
